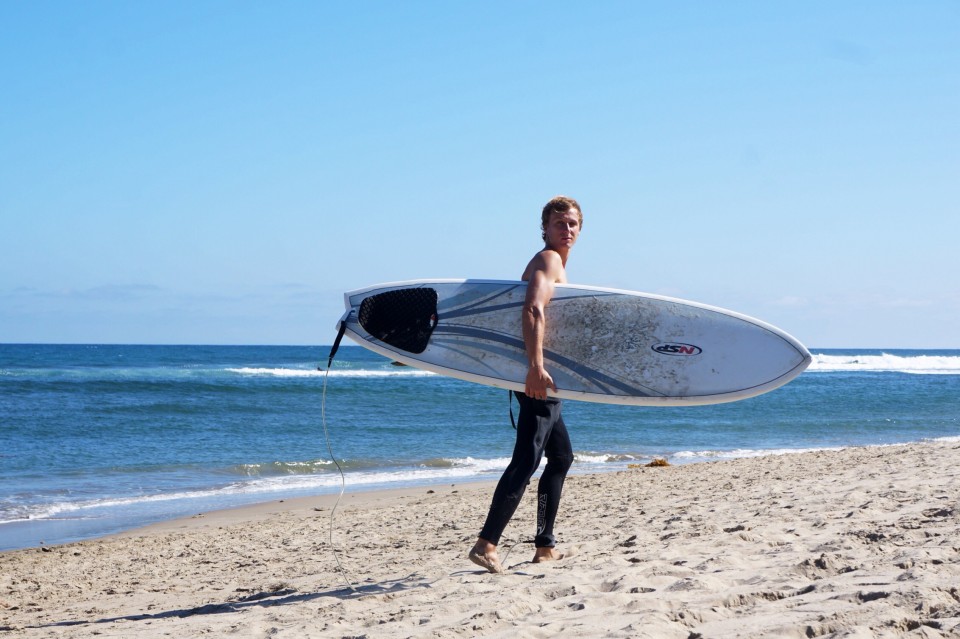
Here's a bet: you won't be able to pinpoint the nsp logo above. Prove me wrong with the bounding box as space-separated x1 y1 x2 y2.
652 343 702 356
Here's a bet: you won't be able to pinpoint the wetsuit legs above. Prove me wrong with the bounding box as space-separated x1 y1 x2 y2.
535 408 573 547
479 393 574 548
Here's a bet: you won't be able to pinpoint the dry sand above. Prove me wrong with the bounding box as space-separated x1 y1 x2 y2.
2 440 959 638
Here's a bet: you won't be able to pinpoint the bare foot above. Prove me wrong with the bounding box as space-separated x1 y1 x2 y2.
469 539 504 574
532 547 569 564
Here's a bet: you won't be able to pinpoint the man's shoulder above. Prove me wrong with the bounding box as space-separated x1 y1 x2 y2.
531 248 563 267
523 249 565 282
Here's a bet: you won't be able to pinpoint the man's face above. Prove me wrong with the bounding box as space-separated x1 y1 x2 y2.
544 210 581 251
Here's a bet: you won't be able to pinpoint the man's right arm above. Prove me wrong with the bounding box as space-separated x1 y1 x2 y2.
522 252 563 399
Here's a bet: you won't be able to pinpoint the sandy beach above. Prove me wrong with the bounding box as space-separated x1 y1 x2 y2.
2 440 958 638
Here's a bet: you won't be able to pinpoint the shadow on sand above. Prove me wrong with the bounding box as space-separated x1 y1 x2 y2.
26 572 437 631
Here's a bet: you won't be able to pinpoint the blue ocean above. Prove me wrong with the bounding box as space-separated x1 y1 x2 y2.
1 344 958 552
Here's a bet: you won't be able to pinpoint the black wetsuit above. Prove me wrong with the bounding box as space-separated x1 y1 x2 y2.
479 392 574 548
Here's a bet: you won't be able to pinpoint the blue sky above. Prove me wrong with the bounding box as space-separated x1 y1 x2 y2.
1 2 957 347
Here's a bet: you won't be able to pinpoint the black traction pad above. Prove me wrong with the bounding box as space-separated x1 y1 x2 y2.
358 288 439 354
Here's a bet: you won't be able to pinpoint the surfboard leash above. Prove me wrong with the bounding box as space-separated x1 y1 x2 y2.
321 317 360 594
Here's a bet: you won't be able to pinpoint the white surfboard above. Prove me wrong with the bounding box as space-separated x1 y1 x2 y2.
339 279 811 406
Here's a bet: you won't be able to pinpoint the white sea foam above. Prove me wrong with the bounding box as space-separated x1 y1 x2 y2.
0 457 516 525
671 438 960 464
0 452 646 526
231 354 960 378
574 452 644 464
230 353 960 378
808 353 960 375
671 446 847 462
227 367 437 378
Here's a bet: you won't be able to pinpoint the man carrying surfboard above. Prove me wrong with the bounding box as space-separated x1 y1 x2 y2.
469 196 581 574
